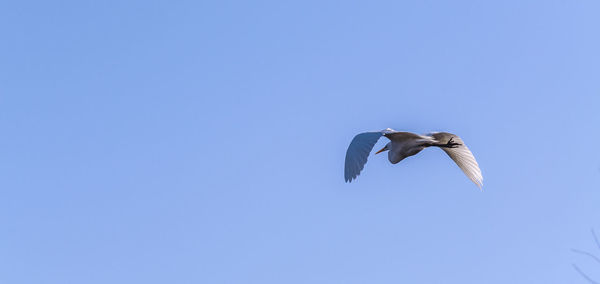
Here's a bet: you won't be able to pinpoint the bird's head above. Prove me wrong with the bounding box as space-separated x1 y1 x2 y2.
375 143 391 154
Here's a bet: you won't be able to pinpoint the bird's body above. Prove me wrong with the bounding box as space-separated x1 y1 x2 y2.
383 132 432 164
344 128 483 188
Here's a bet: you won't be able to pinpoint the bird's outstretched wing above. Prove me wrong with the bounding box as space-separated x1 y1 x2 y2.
344 131 384 182
430 132 483 188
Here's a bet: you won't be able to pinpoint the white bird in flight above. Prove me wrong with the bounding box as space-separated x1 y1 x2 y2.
344 128 483 188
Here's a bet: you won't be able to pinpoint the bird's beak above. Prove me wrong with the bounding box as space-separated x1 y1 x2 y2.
375 147 386 154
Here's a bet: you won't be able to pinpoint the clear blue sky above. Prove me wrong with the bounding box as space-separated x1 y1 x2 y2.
2 1 600 283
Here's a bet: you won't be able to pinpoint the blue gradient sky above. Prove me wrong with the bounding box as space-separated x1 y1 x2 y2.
2 1 600 283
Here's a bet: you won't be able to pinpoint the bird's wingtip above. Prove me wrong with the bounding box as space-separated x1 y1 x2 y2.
476 181 483 191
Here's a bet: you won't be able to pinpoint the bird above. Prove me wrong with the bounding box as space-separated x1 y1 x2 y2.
344 128 483 188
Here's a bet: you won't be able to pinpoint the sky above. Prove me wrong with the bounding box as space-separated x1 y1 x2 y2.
2 0 600 283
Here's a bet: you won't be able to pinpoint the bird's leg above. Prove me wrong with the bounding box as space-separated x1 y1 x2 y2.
444 137 461 148
426 137 462 148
